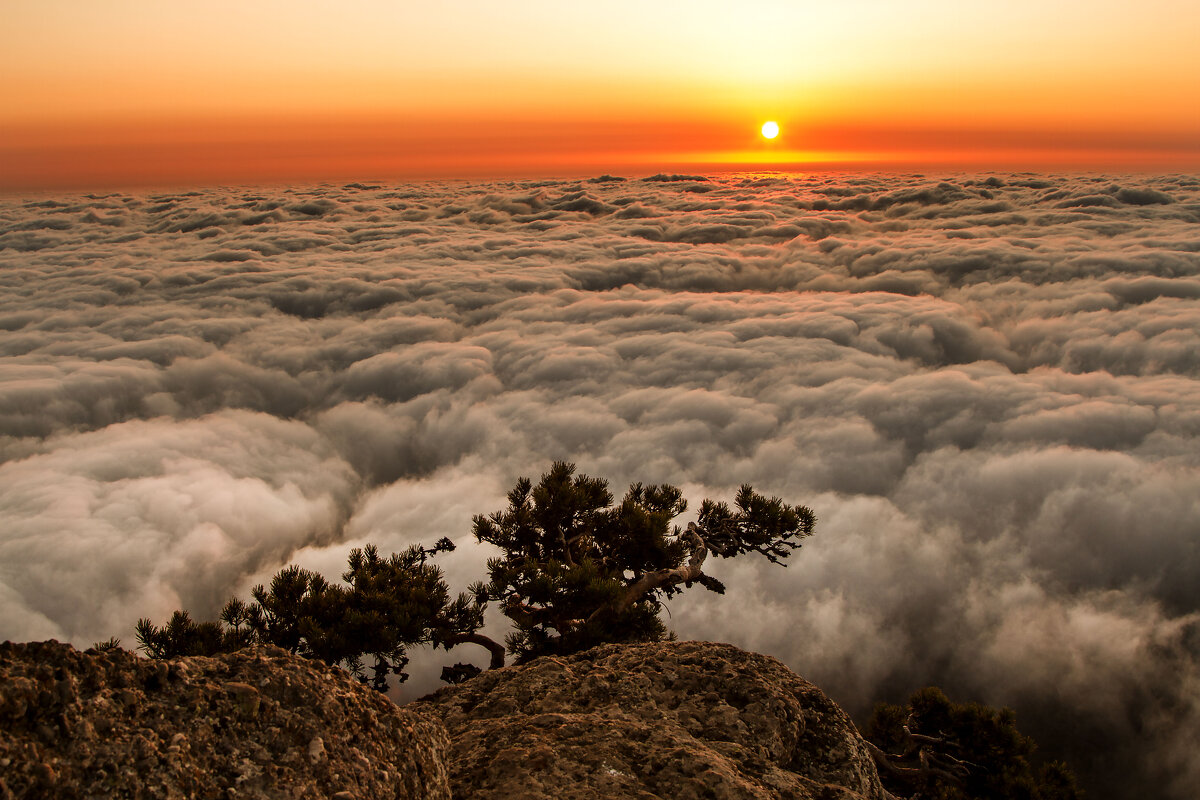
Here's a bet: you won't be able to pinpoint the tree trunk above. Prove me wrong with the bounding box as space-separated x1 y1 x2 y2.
598 523 708 620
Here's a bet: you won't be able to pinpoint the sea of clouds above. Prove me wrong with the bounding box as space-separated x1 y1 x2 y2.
1 172 1198 797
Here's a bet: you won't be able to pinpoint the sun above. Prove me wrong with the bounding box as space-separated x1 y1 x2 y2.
761 121 780 139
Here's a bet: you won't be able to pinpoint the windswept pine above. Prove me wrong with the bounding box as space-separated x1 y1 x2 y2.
474 461 814 661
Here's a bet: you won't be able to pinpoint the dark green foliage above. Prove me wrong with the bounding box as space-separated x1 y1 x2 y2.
697 484 815 563
474 462 814 663
135 610 251 659
865 686 1083 800
87 636 124 654
135 540 486 689
440 662 483 684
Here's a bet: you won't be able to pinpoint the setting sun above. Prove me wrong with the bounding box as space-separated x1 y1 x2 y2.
761 121 780 139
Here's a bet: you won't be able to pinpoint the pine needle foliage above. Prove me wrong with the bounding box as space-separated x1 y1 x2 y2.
865 686 1083 800
474 461 815 662
136 539 484 689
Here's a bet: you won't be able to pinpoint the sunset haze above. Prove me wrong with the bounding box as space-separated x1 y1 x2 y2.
3 0 1198 188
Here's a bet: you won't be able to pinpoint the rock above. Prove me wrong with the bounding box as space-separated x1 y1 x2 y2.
0 640 450 800
419 640 886 800
224 681 262 717
2 638 886 800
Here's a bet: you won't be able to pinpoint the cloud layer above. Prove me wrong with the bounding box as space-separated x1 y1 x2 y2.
2 173 1198 798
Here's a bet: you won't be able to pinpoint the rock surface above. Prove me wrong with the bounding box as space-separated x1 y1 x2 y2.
2 638 886 800
419 640 886 800
0 640 449 800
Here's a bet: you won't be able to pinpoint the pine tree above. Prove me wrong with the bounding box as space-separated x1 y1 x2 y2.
864 686 1083 800
135 539 496 688
474 461 815 662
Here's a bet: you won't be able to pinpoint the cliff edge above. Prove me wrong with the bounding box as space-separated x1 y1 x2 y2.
1 639 885 799
0 640 449 799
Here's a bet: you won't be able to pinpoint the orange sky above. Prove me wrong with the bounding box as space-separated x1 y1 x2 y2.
2 0 1198 189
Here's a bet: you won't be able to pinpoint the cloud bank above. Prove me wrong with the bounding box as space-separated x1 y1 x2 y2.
2 173 1198 798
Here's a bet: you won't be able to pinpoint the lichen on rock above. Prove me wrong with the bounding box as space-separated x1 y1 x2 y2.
0 640 450 800
1 638 885 799
419 639 886 800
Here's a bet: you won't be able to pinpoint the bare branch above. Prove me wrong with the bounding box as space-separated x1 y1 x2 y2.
556 528 575 568
866 741 924 778
866 724 971 788
503 597 540 626
440 631 506 670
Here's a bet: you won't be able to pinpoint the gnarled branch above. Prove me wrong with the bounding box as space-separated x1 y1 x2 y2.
440 631 506 670
866 721 972 787
589 523 708 623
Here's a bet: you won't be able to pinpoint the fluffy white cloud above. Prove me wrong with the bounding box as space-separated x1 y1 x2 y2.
0 412 358 643
1 173 1198 798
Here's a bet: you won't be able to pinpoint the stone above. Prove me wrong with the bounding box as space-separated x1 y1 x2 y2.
0 641 450 800
419 640 886 800
1 637 887 800
223 682 261 717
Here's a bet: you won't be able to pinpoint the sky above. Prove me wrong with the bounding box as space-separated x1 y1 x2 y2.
2 0 1199 188
2 173 1198 798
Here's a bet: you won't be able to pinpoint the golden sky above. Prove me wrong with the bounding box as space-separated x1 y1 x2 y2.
2 0 1198 188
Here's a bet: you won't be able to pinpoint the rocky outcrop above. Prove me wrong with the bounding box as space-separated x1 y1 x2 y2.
419 640 886 800
0 640 449 800
1 638 885 800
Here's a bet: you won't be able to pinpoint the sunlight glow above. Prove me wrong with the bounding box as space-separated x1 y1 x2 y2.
2 0 1197 184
